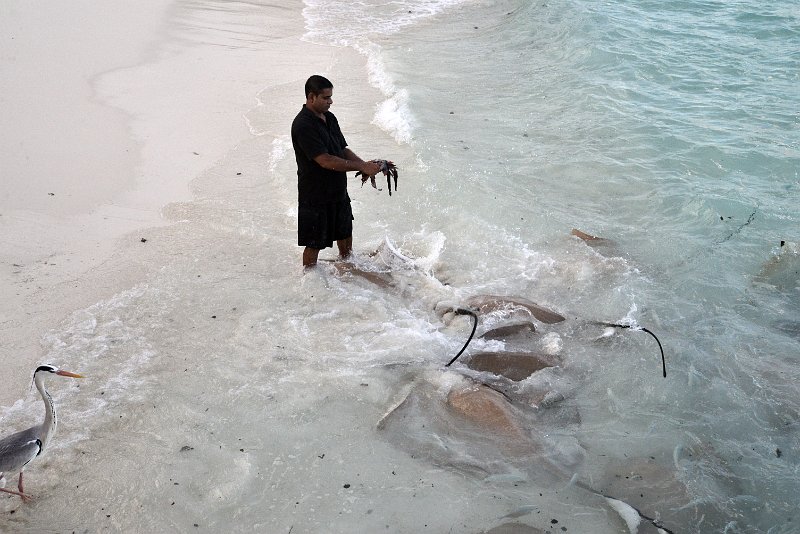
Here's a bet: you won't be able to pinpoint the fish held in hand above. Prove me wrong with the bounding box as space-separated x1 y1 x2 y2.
356 160 399 196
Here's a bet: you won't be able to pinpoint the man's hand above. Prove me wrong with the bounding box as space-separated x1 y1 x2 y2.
359 160 383 177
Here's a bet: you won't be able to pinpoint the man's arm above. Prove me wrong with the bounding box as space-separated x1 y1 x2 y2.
314 152 381 176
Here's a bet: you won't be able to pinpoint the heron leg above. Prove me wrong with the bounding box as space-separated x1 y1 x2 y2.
0 487 32 501
16 472 32 502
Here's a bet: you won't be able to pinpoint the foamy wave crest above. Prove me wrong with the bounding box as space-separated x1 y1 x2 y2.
360 42 395 96
378 230 446 275
358 42 415 143
373 88 414 144
301 0 468 143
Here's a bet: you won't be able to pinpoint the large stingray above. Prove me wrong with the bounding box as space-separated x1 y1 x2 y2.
570 228 616 249
589 458 692 531
478 321 538 341
461 352 581 427
465 295 566 324
465 351 558 382
755 240 799 290
376 370 678 533
330 260 395 288
376 370 582 482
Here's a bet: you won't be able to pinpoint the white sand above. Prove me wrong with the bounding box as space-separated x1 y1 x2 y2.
1 0 170 404
0 0 380 405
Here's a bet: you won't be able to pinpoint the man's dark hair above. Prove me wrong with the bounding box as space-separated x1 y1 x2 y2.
305 75 333 98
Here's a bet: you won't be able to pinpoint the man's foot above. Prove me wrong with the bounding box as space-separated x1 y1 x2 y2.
303 247 321 267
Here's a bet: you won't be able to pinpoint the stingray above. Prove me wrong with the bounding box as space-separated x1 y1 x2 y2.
465 351 558 382
465 295 566 324
479 320 538 341
773 319 800 340
377 371 677 533
755 240 799 290
589 458 691 530
328 260 394 288
570 228 616 248
376 370 580 481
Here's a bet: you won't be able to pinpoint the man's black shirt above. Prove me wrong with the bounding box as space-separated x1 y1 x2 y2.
291 105 349 205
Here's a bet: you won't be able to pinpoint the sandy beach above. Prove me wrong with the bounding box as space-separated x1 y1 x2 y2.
1 0 379 405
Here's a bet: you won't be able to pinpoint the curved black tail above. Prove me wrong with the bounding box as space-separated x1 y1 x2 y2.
597 322 667 378
445 308 478 367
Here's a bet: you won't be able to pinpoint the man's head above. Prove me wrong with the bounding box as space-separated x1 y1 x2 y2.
305 75 333 98
305 75 334 115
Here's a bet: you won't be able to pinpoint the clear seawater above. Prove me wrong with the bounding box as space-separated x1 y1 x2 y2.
303 0 800 529
2 0 798 532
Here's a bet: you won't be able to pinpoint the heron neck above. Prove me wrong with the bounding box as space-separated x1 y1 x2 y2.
35 373 57 451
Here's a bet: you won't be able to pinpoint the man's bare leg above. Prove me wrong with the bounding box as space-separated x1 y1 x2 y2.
337 237 353 261
303 247 321 267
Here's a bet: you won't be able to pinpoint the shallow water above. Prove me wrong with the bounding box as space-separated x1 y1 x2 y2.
2 0 799 532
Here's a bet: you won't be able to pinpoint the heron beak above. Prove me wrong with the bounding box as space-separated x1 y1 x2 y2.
56 370 84 378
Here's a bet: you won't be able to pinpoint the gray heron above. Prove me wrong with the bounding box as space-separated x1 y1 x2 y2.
0 364 83 501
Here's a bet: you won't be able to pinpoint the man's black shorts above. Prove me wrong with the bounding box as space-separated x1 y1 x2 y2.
298 199 354 249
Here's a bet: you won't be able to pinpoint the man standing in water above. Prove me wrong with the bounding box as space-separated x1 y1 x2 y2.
291 75 383 267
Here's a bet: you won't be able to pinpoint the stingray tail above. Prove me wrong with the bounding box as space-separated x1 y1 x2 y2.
594 322 667 378
571 478 676 534
445 308 478 367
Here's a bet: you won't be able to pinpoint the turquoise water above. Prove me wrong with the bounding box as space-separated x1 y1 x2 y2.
306 0 800 531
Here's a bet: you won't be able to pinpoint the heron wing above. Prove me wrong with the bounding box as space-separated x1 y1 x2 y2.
0 426 42 474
